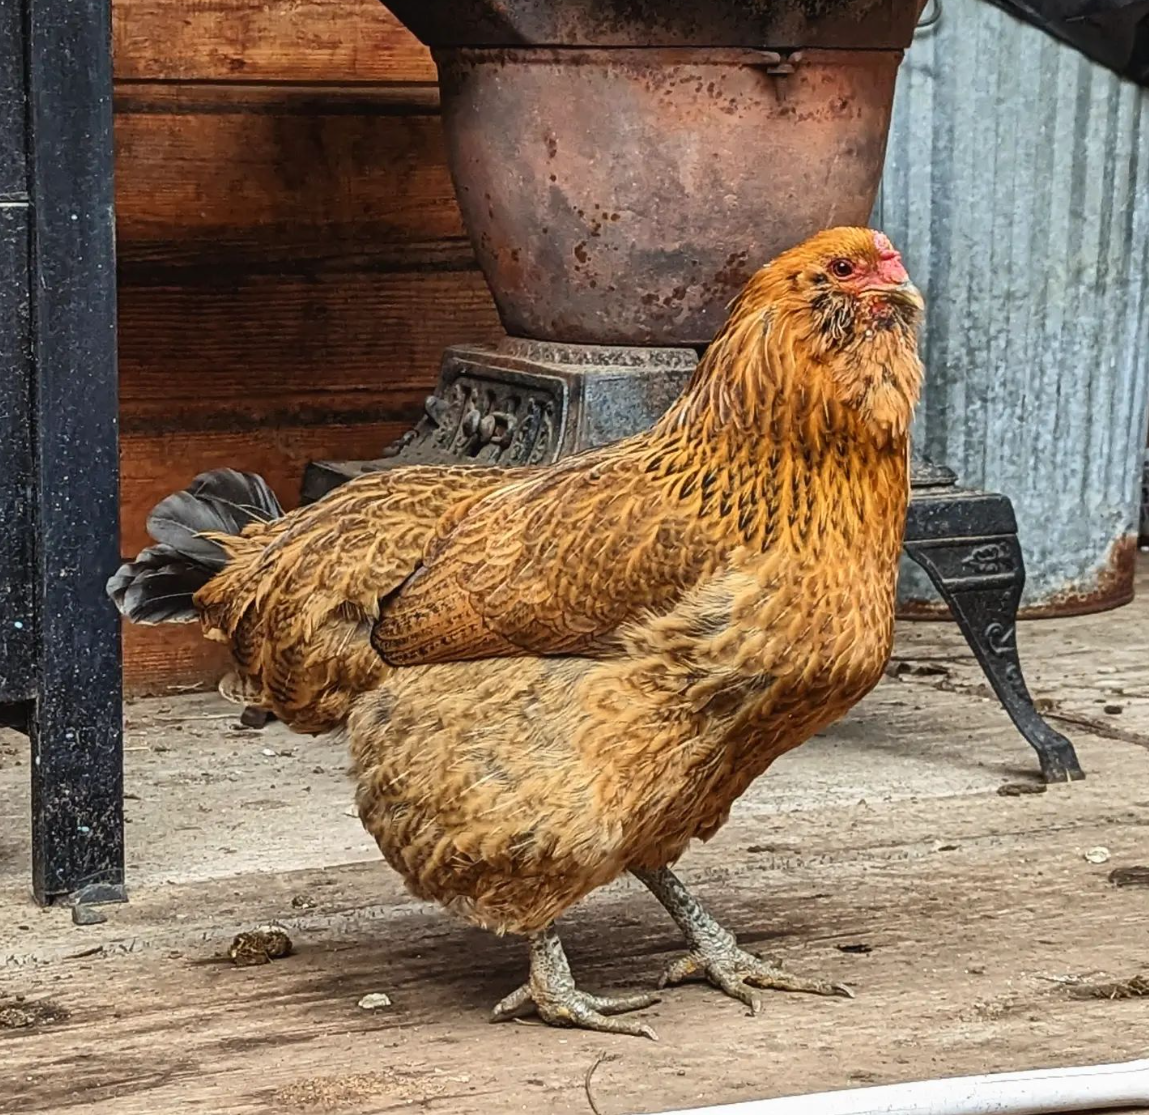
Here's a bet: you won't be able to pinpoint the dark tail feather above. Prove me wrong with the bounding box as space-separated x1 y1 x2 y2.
146 468 283 571
108 468 284 624
106 544 215 625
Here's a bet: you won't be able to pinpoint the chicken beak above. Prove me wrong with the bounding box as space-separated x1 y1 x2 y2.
878 278 924 307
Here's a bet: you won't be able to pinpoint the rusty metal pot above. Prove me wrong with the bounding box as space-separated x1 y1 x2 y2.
436 47 906 345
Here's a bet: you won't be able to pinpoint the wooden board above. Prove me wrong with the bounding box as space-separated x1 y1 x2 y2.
3 681 1149 1112
113 83 459 274
116 267 503 423
117 269 500 404
112 0 434 83
108 2 476 690
118 407 429 552
122 624 231 696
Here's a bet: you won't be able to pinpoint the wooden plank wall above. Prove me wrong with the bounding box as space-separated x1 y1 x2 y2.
113 0 502 693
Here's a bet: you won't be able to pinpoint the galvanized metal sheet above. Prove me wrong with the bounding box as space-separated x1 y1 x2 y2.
880 0 1149 613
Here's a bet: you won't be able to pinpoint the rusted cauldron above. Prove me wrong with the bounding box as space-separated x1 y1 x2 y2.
384 0 927 345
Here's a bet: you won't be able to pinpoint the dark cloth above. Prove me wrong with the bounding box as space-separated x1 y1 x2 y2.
982 0 1149 84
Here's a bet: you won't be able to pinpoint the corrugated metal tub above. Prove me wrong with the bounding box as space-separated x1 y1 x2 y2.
880 0 1149 615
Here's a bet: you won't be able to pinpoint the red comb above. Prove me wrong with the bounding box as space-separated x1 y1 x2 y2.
872 232 908 284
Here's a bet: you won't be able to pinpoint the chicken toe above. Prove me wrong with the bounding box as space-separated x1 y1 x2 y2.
490 926 660 1039
634 866 853 1013
660 943 853 1014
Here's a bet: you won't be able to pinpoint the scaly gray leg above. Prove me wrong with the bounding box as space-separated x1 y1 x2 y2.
633 867 853 1015
490 924 660 1039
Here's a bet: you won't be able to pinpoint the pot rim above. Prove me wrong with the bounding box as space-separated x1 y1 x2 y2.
433 46 906 67
385 0 927 53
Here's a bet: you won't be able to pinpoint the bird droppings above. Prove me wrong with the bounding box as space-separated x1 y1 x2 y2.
997 781 1047 797
1109 865 1149 887
71 904 108 926
228 925 293 966
1046 973 1149 1001
291 893 316 909
836 943 873 954
0 998 68 1029
356 992 393 1011
1084 847 1112 865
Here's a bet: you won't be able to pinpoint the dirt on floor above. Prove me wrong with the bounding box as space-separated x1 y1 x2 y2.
2 576 1149 1115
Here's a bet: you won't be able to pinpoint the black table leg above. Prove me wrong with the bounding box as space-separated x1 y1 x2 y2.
903 534 1084 784
24 0 125 905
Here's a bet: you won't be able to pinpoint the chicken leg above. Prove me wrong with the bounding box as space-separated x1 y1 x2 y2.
633 867 853 1014
490 924 660 1039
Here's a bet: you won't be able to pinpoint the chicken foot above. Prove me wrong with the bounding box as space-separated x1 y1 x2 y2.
633 866 853 1014
490 924 660 1039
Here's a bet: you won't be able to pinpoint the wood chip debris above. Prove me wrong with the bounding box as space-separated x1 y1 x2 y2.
357 992 393 1010
71 904 108 926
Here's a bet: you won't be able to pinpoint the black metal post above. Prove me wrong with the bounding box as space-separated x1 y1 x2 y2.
0 0 33 704
0 0 125 905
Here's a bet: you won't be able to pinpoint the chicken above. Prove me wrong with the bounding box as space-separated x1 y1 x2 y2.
110 227 924 1039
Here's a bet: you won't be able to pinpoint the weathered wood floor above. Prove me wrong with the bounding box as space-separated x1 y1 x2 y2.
3 575 1148 1114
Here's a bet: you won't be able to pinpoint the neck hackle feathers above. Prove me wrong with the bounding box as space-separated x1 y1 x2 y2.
662 227 924 451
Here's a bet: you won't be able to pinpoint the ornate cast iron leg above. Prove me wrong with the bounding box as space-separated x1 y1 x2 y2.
903 532 1084 783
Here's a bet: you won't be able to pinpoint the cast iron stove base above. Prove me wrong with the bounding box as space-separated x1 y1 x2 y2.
304 339 1083 784
303 339 695 494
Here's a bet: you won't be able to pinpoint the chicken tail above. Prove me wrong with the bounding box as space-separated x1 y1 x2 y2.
107 468 284 624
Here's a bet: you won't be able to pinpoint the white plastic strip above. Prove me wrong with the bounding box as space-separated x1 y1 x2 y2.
642 1059 1149 1115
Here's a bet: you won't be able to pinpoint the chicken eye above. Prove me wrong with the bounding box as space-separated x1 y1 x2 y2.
829 258 855 279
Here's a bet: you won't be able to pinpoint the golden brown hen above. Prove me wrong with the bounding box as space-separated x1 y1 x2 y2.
111 227 924 1039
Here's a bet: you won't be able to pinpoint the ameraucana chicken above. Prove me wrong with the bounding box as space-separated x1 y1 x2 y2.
111 227 924 1039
